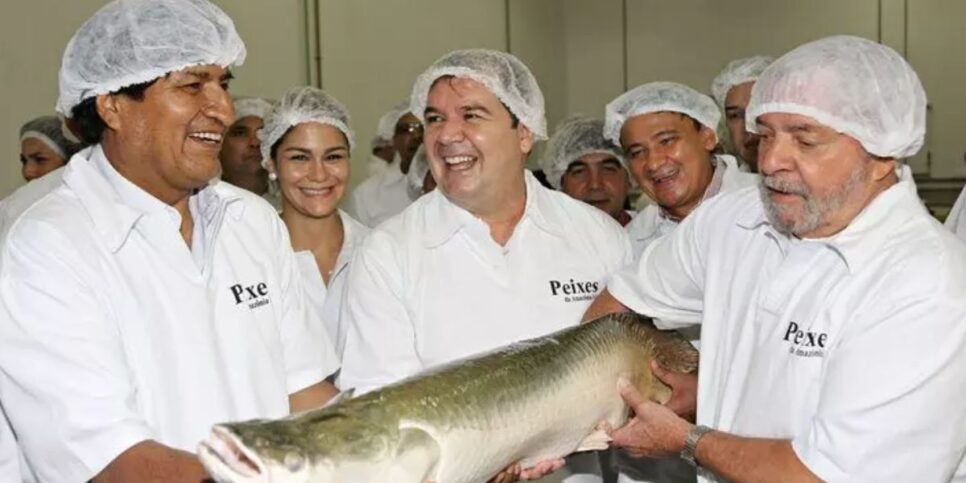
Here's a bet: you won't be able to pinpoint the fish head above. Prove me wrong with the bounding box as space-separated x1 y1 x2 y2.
198 421 322 483
198 413 396 482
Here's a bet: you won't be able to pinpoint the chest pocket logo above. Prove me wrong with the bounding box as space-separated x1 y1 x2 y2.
549 279 600 303
783 321 828 358
230 282 271 310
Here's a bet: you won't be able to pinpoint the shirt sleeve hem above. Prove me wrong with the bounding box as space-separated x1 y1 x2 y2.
790 436 845 483
607 276 702 329
74 424 154 482
286 364 335 395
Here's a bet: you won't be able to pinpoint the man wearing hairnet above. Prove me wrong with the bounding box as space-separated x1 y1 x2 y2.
365 104 401 177
540 116 633 226
0 1 341 481
219 96 274 198
18 115 83 182
345 99 424 227
607 82 758 259
340 49 632 482
944 185 966 241
524 35 966 482
711 56 773 172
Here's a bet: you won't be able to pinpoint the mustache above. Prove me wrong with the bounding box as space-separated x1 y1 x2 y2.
762 175 809 197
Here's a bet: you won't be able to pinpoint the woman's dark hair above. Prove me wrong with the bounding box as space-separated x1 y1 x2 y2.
269 125 297 162
68 79 158 145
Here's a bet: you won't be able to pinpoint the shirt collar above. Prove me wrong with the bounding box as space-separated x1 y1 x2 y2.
64 144 243 253
421 170 564 248
738 165 925 273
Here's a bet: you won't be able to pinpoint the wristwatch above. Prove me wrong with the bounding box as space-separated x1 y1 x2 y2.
680 424 713 467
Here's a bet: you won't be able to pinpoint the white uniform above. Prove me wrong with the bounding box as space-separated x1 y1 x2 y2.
626 155 758 259
340 171 632 482
0 165 68 234
609 167 966 482
0 146 339 482
0 164 72 483
944 184 966 242
617 154 756 483
345 155 413 227
294 210 369 359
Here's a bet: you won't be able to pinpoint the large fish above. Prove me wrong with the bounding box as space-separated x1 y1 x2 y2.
198 313 699 483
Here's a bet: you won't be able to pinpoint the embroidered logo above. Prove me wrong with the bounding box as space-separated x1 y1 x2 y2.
783 321 827 358
230 282 271 310
549 279 600 303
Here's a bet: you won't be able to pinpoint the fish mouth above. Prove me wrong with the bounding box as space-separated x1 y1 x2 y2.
198 425 267 482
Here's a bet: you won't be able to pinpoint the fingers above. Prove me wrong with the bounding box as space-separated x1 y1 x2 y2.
490 463 520 483
619 379 647 410
518 458 566 479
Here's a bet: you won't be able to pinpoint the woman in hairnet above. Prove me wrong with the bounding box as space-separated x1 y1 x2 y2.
261 86 369 359
18 115 82 182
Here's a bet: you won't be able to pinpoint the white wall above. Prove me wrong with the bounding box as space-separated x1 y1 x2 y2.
3 0 964 199
0 0 310 199
318 0 508 187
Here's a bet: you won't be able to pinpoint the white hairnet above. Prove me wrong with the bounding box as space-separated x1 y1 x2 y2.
370 135 392 150
604 82 720 147
20 115 83 160
57 0 246 117
233 97 274 122
410 49 547 140
259 86 354 169
406 145 431 199
710 56 774 107
377 100 412 141
539 116 626 190
746 35 926 159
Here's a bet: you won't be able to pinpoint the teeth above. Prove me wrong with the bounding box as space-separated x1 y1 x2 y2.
190 132 223 142
300 187 332 195
444 155 475 165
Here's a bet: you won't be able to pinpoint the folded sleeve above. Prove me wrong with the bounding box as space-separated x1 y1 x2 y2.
792 294 966 482
607 200 711 329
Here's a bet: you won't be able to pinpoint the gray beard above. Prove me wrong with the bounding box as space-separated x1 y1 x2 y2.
760 165 866 237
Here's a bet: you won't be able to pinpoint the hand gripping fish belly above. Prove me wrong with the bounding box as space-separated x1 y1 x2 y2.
198 313 699 483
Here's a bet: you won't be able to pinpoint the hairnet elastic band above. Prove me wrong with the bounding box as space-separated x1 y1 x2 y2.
20 131 68 159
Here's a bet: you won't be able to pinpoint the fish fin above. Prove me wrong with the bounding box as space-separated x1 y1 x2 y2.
382 420 441 483
653 332 700 374
574 424 613 452
322 388 355 408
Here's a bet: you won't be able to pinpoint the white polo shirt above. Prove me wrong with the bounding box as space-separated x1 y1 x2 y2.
345 155 414 227
608 167 966 482
945 184 966 242
339 170 632 393
626 155 758 259
294 210 369 359
0 146 339 482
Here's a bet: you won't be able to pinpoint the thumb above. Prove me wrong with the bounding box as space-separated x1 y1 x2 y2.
618 377 647 411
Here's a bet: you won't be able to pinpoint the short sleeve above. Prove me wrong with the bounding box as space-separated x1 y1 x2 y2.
337 232 422 394
269 213 339 393
0 220 154 482
792 294 966 482
607 200 711 328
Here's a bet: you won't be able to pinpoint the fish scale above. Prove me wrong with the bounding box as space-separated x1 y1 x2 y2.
199 313 699 483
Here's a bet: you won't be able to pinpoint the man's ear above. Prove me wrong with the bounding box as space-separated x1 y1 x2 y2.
699 126 718 152
518 123 535 156
96 94 124 131
869 156 898 182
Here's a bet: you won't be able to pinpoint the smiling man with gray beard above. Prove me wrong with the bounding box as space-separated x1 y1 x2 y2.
521 35 966 483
